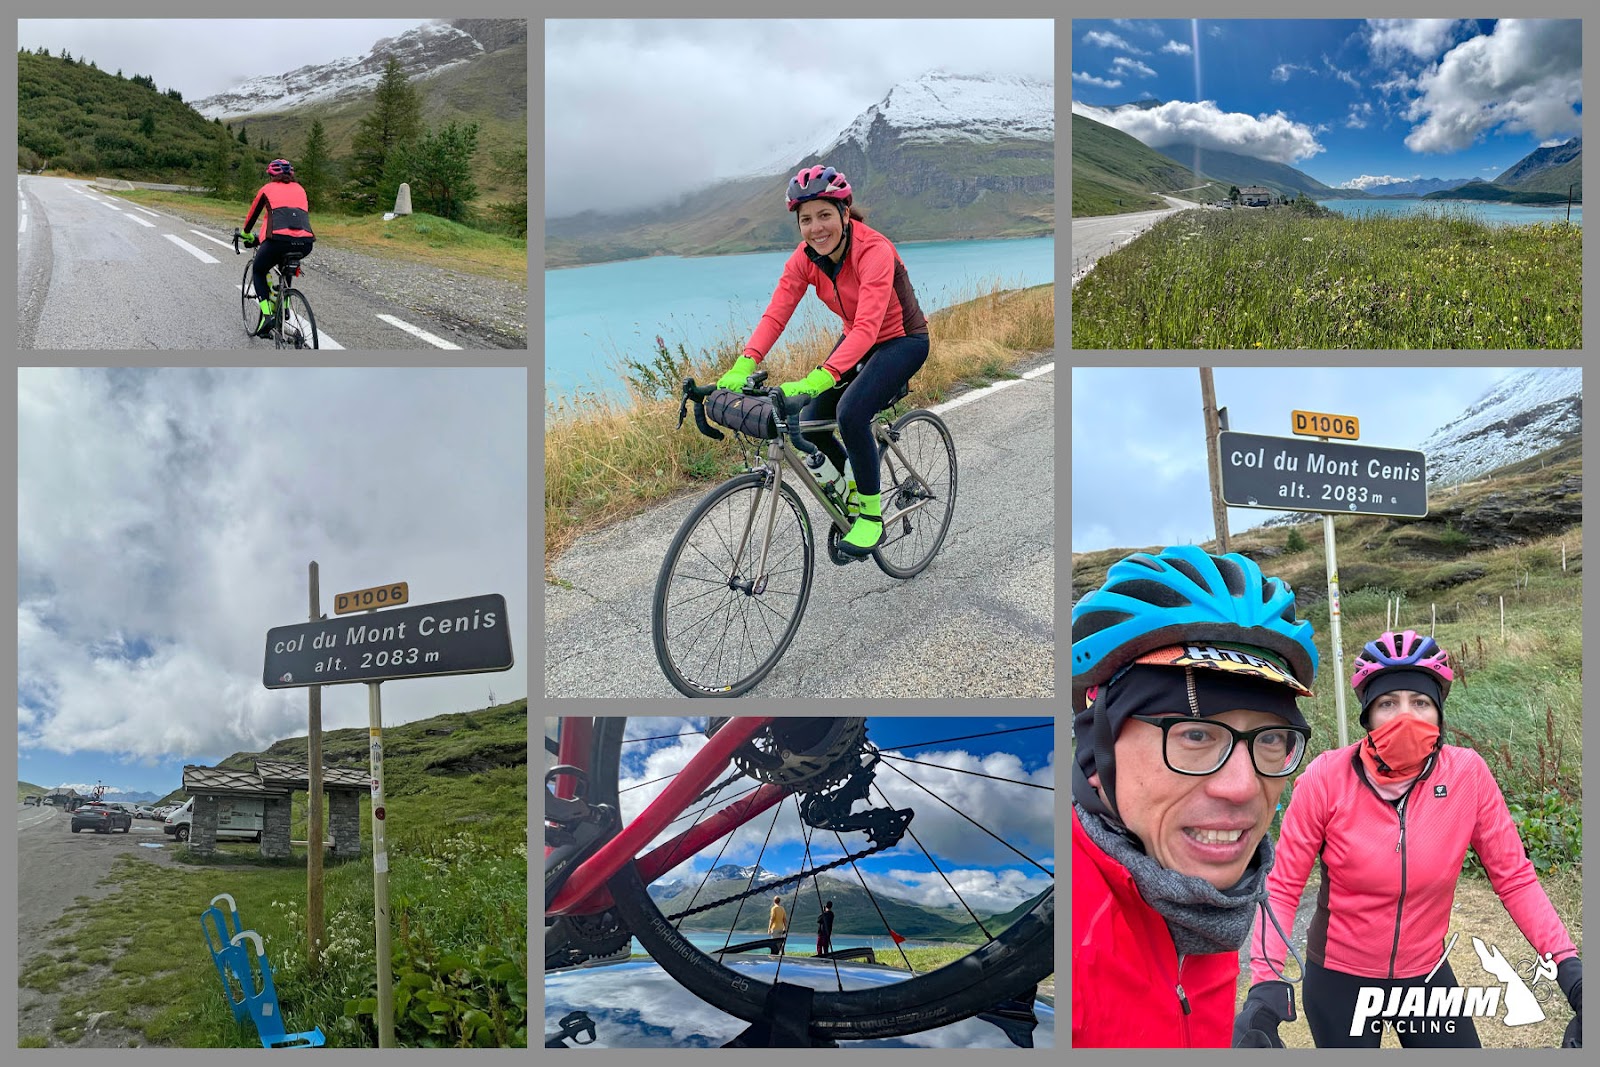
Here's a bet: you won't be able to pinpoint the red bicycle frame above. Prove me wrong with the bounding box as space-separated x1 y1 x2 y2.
547 717 790 917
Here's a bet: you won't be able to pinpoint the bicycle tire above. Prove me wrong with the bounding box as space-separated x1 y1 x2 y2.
283 289 318 350
872 409 957 580
587 718 1054 1041
240 260 259 338
651 472 815 698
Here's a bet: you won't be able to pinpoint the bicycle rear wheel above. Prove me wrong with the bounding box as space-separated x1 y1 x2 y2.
652 472 815 698
872 410 957 579
240 261 260 338
283 290 318 350
586 718 1054 1041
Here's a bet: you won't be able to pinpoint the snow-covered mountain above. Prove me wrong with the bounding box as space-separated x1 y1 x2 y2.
1339 175 1476 196
193 19 525 120
1418 367 1582 487
824 70 1053 154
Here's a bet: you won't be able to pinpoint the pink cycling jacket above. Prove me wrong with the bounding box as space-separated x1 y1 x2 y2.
743 220 927 381
1249 743 1577 984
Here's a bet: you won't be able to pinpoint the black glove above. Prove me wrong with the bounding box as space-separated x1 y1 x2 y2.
1557 957 1582 1048
1233 980 1296 1048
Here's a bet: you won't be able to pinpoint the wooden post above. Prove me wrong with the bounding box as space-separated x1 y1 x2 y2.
307 563 325 971
1199 368 1229 552
368 678 395 1048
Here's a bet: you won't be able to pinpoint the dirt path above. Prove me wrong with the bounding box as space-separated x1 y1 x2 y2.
16 805 181 1046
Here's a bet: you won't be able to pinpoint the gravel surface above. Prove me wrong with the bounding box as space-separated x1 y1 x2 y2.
114 190 528 348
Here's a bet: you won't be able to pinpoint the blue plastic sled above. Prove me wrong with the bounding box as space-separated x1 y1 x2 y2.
200 894 248 1024
227 930 326 1049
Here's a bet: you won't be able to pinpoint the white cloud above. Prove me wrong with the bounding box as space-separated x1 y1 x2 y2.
1365 18 1465 62
1540 137 1570 148
1111 56 1156 79
1322 55 1359 89
1346 102 1374 129
1072 70 1123 89
1113 19 1164 39
1161 40 1192 56
1338 173 1422 190
1401 19 1582 153
857 865 1052 915
1071 98 1325 165
1207 25 1224 39
1270 63 1308 82
1082 30 1148 55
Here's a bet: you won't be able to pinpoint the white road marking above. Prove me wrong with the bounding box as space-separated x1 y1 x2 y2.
189 229 235 250
234 283 344 349
18 213 24 233
131 204 162 218
164 234 220 264
375 314 462 349
92 197 123 211
121 213 156 228
931 361 1054 416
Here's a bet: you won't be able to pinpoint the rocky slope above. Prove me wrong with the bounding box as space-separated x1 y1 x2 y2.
1418 367 1581 487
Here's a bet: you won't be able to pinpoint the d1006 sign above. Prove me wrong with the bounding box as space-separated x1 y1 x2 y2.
1218 431 1428 518
263 593 513 688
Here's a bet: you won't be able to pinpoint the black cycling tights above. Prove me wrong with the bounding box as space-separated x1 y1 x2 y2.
1303 958 1482 1048
252 236 314 306
799 333 929 496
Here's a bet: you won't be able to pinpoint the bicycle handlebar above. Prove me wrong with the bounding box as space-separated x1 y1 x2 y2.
677 374 815 453
677 378 723 440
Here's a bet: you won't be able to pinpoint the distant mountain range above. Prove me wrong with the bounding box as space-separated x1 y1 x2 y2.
1340 176 1478 197
547 70 1054 267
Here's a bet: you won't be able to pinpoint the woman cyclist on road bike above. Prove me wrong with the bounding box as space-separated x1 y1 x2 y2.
1072 546 1318 1047
714 165 929 558
1238 630 1583 1049
237 159 315 338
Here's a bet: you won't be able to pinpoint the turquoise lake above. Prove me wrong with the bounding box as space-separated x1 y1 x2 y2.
545 235 1054 402
1316 198 1583 227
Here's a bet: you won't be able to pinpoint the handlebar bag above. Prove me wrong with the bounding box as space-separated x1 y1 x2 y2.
704 388 780 439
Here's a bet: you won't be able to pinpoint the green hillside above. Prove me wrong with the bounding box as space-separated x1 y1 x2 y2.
1153 141 1337 199
1499 158 1582 198
1071 113 1227 217
18 48 236 179
948 885 1051 940
1422 180 1571 204
17 779 49 800
658 872 981 940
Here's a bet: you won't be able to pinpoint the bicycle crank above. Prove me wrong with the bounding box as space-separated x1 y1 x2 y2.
825 526 868 566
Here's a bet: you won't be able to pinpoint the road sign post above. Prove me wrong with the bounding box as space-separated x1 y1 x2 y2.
263 589 514 1050
1218 429 1428 748
307 564 325 973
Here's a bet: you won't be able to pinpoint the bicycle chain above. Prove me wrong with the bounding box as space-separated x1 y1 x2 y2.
664 835 897 923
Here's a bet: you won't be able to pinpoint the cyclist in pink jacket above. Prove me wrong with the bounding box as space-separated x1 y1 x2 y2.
1238 631 1582 1048
714 166 929 558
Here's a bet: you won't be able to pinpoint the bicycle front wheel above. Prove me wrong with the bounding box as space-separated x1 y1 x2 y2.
283 290 318 350
652 472 815 698
587 718 1055 1041
873 409 957 579
240 261 259 338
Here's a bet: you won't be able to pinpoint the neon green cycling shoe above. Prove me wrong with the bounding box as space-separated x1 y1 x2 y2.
254 297 277 337
839 493 882 557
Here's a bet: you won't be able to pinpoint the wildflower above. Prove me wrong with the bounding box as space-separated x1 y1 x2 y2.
1302 237 1313 242
1461 288 1469 300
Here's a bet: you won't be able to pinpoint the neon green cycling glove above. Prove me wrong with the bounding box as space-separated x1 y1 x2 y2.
780 366 837 398
717 355 758 391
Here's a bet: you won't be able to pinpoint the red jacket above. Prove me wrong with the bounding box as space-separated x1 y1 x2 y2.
1249 744 1577 983
243 180 314 240
743 220 926 380
1073 808 1239 1047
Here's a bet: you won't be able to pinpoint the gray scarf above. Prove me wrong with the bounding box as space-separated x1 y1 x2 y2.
1076 802 1270 957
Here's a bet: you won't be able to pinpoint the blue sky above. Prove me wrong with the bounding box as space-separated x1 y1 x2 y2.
1071 19 1582 189
548 717 1055 915
1071 366 1543 552
18 369 528 798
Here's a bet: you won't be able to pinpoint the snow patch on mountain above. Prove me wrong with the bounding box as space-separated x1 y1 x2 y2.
824 70 1054 153
1417 367 1582 487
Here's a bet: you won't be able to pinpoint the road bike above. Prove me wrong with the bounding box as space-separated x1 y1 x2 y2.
233 232 319 349
653 373 957 698
544 716 1054 1044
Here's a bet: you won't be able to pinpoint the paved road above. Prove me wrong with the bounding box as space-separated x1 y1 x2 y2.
1070 195 1199 287
17 175 503 350
545 356 1057 699
17 803 178 1046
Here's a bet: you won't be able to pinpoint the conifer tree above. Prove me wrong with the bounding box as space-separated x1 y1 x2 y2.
343 57 422 212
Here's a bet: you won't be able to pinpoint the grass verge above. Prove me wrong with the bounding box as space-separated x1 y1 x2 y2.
1071 207 1581 348
99 188 527 286
544 281 1054 570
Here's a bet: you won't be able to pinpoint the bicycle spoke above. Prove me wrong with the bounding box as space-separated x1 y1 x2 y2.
870 781 992 939
877 759 1052 877
832 829 916 973
879 752 1055 790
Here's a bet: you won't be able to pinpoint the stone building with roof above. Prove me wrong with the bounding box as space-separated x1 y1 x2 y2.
180 761 369 857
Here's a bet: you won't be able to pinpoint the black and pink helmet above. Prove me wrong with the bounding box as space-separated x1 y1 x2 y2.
787 165 852 212
267 158 295 180
1351 629 1453 702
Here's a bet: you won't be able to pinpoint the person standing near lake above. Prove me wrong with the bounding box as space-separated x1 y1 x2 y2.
1239 630 1583 1049
715 165 929 558
768 895 788 954
816 900 835 957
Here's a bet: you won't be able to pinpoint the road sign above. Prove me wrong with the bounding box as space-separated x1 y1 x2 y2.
1218 431 1428 518
263 593 513 689
334 581 409 615
1291 410 1360 440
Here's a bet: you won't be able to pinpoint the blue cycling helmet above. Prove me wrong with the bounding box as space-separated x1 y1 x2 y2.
1072 546 1318 711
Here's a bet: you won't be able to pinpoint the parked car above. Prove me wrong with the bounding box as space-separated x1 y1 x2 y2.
133 805 160 820
23 795 41 806
71 804 132 834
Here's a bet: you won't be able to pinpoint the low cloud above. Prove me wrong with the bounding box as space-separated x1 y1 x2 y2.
1366 18 1465 62
1401 19 1581 153
1111 56 1156 79
1071 98 1324 164
1072 71 1122 89
1338 173 1421 190
1082 30 1147 55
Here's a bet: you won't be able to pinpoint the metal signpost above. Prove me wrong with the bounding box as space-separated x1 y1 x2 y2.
1218 427 1428 749
263 590 513 1048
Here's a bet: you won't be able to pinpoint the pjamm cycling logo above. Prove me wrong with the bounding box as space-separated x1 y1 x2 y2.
1349 934 1560 1037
